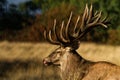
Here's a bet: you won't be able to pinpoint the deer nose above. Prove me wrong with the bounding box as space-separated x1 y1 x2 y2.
43 58 47 65
43 58 51 66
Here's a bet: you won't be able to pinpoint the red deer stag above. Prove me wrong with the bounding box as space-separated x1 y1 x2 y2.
43 4 120 80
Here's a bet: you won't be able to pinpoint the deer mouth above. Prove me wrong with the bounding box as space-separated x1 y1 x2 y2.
43 59 60 66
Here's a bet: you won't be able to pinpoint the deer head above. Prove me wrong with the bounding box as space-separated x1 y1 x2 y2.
43 4 109 67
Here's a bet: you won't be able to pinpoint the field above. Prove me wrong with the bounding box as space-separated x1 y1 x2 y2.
0 41 120 80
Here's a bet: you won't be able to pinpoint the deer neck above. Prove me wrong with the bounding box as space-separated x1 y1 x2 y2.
60 50 93 79
60 50 80 70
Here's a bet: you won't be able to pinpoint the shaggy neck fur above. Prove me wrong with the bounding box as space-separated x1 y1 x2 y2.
60 50 93 80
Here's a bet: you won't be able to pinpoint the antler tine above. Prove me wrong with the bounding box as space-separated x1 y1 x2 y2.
48 30 54 42
59 21 69 43
94 11 98 16
101 15 108 22
93 10 101 19
87 4 93 24
53 19 57 37
80 4 89 31
47 30 59 44
85 4 89 20
74 16 80 33
99 16 108 28
72 16 80 37
65 11 73 41
97 23 108 28
43 29 58 44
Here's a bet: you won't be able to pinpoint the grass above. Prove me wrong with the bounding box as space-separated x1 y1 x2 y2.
0 41 120 80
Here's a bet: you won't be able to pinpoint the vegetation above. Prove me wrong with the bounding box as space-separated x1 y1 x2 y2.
0 0 35 30
0 42 120 80
0 0 120 44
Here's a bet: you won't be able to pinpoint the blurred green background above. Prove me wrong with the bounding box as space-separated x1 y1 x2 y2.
0 0 120 44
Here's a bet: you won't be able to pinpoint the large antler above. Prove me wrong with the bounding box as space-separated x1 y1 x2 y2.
44 4 109 46
71 4 108 41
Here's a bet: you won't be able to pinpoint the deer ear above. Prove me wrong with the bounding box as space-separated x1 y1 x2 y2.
71 41 80 50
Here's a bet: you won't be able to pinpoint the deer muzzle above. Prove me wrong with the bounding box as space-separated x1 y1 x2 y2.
43 58 52 66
